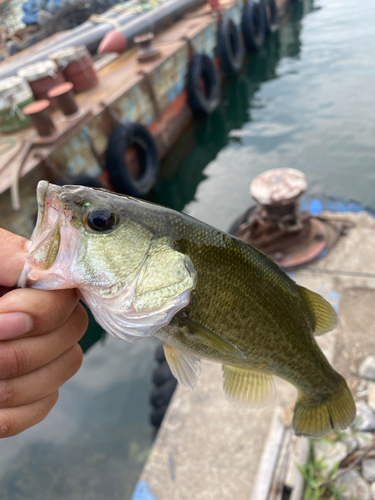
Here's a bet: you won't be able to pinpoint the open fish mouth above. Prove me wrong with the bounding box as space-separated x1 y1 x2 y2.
18 181 79 289
33 181 63 252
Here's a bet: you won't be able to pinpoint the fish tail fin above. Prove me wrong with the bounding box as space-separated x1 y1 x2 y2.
293 375 356 437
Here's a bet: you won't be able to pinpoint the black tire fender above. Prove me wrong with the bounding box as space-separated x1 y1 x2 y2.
150 378 178 409
261 0 278 34
55 175 105 188
150 404 169 428
242 2 266 51
187 54 221 115
106 123 159 197
217 17 244 74
149 344 178 430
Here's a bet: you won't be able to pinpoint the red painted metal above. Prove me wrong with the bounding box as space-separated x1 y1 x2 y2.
48 82 79 116
272 218 328 268
64 56 98 93
23 100 50 113
149 90 194 159
52 47 99 93
207 0 221 11
28 71 66 103
97 30 127 54
23 99 56 136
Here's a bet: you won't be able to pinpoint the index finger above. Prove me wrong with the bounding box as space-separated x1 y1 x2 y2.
0 229 29 288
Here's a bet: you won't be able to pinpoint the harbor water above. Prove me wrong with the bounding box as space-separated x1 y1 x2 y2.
2 0 375 498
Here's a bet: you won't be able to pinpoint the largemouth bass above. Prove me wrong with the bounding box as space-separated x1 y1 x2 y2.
18 181 355 437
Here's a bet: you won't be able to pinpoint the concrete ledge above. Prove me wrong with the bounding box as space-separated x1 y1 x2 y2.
135 211 375 500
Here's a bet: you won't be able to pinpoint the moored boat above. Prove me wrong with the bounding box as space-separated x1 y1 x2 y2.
0 0 287 238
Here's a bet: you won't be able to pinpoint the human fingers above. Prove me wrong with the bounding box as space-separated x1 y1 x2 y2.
0 343 83 409
0 229 29 288
0 287 80 339
0 303 88 380
0 391 59 438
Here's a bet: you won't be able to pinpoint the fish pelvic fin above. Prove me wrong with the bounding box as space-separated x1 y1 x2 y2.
222 365 275 405
293 375 356 438
298 285 338 336
163 344 201 391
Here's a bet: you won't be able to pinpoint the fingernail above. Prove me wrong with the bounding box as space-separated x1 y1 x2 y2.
0 312 33 339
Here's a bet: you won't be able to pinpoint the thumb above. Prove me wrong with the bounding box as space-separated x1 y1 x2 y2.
0 229 29 289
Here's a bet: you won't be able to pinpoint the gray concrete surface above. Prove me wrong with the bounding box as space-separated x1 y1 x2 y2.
136 212 375 500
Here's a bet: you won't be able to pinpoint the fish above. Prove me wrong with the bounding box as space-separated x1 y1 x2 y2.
18 180 356 437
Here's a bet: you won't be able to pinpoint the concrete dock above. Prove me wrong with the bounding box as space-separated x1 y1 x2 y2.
132 210 375 500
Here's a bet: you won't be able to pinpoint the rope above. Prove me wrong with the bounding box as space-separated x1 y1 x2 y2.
89 0 165 27
112 0 164 15
88 14 121 28
111 4 144 14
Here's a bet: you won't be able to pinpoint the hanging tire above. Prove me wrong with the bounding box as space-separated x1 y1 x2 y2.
56 175 105 189
106 123 159 197
149 344 177 431
218 17 244 75
242 2 266 51
261 0 278 34
187 54 220 115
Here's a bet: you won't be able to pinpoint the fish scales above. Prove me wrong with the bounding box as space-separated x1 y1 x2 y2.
158 222 335 390
18 181 356 437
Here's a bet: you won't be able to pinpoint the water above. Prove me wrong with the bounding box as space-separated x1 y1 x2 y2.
2 0 375 498
152 0 375 230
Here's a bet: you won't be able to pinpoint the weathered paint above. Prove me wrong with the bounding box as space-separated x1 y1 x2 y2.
191 20 217 58
31 8 224 181
112 80 156 127
49 127 102 179
149 45 189 113
88 110 114 157
222 0 243 26
149 90 194 159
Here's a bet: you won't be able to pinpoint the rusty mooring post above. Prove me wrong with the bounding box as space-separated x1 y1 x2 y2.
250 168 307 232
23 99 56 137
135 33 161 62
234 168 337 268
48 82 79 117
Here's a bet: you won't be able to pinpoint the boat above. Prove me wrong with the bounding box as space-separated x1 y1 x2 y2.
0 0 286 238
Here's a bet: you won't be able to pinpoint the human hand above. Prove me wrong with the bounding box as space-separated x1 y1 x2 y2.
0 229 88 438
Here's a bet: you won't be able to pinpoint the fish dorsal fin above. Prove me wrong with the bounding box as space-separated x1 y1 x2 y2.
163 344 201 391
298 286 338 336
179 316 246 360
222 365 275 404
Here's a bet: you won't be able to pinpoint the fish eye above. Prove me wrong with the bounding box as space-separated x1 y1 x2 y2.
86 207 118 232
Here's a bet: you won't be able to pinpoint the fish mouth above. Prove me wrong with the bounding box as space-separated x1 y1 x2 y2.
33 180 63 247
18 181 64 288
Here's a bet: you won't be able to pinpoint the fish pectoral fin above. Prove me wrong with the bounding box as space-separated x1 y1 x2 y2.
163 343 201 391
298 286 338 336
222 365 275 404
179 316 246 360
